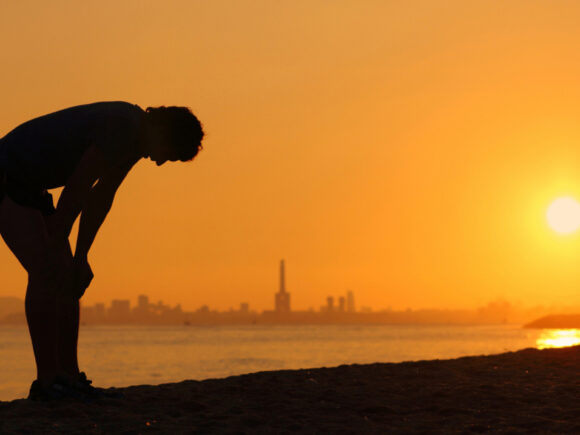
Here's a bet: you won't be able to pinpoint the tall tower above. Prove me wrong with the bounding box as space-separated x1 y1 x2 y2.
346 290 355 313
275 259 291 313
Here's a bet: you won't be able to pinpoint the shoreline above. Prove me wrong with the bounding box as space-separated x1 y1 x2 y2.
1 346 579 433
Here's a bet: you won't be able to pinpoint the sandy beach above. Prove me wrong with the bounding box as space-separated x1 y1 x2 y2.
1 345 579 434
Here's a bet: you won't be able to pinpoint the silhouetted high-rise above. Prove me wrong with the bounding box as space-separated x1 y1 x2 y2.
109 299 131 322
275 259 291 313
138 294 149 309
347 290 355 313
338 296 346 313
326 296 335 312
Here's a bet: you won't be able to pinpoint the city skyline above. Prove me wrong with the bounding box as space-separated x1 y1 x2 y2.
0 292 561 326
83 259 361 323
0 259 580 323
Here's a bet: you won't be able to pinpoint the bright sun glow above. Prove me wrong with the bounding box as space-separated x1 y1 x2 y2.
536 329 580 349
546 197 580 234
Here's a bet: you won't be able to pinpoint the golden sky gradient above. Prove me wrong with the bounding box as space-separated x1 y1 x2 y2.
2 1 580 311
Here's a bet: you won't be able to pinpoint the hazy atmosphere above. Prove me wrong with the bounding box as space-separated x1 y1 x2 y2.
2 1 580 312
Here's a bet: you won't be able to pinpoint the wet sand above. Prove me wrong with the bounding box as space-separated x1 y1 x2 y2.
1 346 579 434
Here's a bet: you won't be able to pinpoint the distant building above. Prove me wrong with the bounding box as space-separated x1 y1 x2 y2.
197 305 210 314
95 303 106 319
79 302 106 324
240 302 249 314
133 294 152 321
346 290 355 313
338 296 346 313
326 296 335 313
275 259 291 313
138 295 149 309
109 299 131 322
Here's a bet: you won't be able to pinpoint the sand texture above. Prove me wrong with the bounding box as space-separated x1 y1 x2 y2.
1 346 579 434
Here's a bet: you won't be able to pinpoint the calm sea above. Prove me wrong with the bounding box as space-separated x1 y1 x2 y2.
0 324 572 401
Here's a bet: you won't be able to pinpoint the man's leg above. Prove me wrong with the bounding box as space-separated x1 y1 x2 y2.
55 240 80 377
0 196 64 385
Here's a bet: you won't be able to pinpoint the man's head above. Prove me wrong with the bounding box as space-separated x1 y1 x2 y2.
144 106 204 165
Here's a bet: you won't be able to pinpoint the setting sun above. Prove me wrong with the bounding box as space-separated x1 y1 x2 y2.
546 197 580 234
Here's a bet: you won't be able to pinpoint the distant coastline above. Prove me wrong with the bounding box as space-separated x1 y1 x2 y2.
0 296 573 326
524 314 580 329
3 261 578 327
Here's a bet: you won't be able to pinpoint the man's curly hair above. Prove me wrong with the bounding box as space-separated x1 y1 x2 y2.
146 106 204 161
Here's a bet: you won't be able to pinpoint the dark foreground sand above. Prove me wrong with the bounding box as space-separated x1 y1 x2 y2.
1 346 579 434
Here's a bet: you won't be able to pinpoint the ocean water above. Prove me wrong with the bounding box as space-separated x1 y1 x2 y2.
0 324 567 401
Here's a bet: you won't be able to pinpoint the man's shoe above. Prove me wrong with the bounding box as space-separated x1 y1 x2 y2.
74 372 124 399
28 380 61 401
27 379 80 401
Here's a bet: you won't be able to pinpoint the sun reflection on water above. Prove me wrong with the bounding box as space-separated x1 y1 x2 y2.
536 329 580 349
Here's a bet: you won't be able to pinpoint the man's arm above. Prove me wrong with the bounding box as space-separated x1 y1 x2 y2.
48 143 137 297
68 157 136 299
73 161 133 260
49 145 104 240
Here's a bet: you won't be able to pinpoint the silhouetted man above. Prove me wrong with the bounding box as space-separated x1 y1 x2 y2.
0 102 204 400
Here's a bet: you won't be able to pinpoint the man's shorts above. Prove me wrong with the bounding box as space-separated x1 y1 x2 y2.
0 170 56 216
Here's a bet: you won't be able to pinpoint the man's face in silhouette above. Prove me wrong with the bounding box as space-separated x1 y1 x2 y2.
146 125 180 166
150 144 179 166
143 110 202 165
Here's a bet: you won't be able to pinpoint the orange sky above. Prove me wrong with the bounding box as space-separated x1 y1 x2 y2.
2 1 580 311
